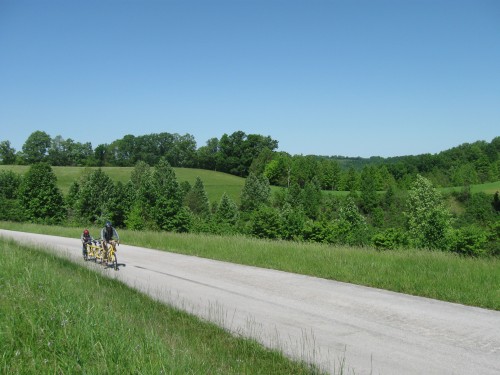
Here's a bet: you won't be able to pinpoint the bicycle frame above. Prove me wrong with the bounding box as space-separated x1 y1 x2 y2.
83 239 119 270
103 240 119 270
85 240 104 263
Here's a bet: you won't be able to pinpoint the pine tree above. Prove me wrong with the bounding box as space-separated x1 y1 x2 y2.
300 178 322 219
240 173 271 212
215 192 239 225
148 158 187 231
185 177 210 217
492 191 500 212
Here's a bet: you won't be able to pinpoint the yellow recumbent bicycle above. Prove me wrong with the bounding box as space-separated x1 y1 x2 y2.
102 239 119 270
85 239 102 262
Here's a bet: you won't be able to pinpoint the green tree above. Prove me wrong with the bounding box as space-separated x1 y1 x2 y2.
22 131 51 164
47 135 70 165
196 137 219 170
290 155 317 187
18 163 65 223
286 182 303 208
240 173 271 212
0 170 24 221
107 134 137 166
65 180 80 209
0 170 21 199
319 159 341 190
339 196 367 230
249 147 274 176
359 166 379 214
107 181 132 228
76 168 115 224
215 192 239 226
169 133 197 167
130 161 151 191
250 205 281 239
148 158 186 231
300 178 322 219
404 175 452 250
0 140 16 164
70 141 94 166
184 177 210 217
216 131 278 177
461 192 496 226
492 191 500 212
47 136 93 166
264 152 292 187
377 165 396 190
342 167 359 192
449 226 489 257
279 203 306 241
93 144 109 166
336 196 369 246
451 163 479 186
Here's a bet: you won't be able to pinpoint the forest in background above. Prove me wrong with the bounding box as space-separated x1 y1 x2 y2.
1 130 500 190
0 130 499 257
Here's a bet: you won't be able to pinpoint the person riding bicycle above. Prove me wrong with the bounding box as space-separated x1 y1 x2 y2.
100 221 119 263
81 229 93 257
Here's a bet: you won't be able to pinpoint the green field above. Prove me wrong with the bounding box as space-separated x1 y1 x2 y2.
2 165 499 204
0 165 246 204
439 180 500 195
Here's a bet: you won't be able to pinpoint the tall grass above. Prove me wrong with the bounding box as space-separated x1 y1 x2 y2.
2 221 499 311
0 238 323 374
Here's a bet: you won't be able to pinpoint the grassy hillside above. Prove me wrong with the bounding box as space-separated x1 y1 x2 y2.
1 165 499 203
440 180 500 195
0 165 246 204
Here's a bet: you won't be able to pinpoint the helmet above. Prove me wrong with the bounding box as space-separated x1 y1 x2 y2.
106 221 112 227
83 229 89 235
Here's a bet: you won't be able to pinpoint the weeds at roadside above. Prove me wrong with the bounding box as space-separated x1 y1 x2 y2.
0 238 328 374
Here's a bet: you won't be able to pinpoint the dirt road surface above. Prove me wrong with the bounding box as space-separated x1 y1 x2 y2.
2 229 499 375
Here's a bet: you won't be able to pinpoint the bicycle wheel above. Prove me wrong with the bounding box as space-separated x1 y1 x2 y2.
112 253 118 270
83 245 89 261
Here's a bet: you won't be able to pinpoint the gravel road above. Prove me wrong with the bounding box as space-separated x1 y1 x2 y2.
2 229 499 375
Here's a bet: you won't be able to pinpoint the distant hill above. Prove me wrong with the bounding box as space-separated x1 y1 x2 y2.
0 166 247 204
2 165 498 206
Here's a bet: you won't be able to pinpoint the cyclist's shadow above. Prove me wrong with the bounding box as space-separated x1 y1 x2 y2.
102 262 127 270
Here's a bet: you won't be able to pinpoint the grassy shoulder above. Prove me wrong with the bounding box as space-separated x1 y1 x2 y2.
0 238 322 374
1 221 499 311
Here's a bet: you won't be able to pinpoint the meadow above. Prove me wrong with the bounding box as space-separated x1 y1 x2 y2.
0 165 246 204
2 165 499 204
1 221 499 311
0 237 323 374
440 180 500 195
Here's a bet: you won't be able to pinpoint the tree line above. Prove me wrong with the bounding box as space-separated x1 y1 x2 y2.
1 160 499 257
1 130 500 189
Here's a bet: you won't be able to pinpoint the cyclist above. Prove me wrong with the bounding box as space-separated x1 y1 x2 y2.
80 229 93 258
100 221 119 264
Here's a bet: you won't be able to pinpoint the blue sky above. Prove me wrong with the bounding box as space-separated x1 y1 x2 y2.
1 0 499 158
